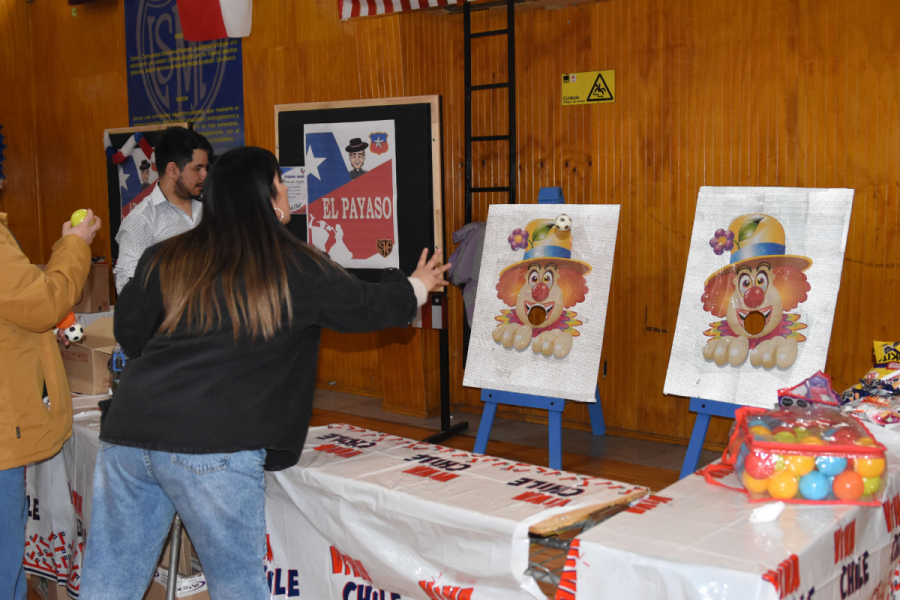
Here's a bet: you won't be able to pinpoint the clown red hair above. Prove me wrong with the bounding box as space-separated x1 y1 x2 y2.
496 265 588 308
701 264 810 316
771 266 810 310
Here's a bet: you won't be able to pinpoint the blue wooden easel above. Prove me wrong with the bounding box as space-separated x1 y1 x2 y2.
473 387 606 469
679 398 736 479
472 187 606 470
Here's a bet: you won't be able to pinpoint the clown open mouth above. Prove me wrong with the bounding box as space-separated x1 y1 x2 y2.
736 306 772 336
525 301 555 326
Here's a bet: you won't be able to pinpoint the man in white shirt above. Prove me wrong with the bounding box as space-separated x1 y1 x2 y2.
114 128 212 293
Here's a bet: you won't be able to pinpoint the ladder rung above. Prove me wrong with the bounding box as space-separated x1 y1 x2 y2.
470 28 509 39
471 83 509 91
471 135 510 142
470 187 511 193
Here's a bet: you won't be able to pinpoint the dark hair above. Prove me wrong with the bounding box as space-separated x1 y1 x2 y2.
148 146 325 341
154 127 213 174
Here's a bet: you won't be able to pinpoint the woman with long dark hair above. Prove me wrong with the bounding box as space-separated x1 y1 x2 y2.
79 146 449 599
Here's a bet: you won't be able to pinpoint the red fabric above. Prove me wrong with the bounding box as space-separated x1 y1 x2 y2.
176 0 228 42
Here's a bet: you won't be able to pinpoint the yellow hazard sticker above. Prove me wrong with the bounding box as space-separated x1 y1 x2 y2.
561 70 615 105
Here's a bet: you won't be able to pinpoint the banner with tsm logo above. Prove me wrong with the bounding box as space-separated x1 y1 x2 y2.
124 0 246 155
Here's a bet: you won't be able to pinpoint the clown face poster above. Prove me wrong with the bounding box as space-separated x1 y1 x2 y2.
463 205 620 402
304 120 400 269
664 187 854 408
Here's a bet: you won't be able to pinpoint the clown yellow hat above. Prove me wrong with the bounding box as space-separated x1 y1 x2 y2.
501 218 592 276
704 213 812 284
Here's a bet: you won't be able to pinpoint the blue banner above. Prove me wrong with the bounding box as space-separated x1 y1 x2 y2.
124 0 245 155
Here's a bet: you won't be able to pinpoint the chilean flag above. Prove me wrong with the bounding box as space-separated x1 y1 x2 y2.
176 0 252 41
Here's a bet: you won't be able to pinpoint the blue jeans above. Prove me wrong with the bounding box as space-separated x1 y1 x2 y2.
0 467 27 600
80 444 268 600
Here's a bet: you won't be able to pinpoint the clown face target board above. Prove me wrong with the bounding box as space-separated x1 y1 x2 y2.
463 204 620 402
664 186 854 408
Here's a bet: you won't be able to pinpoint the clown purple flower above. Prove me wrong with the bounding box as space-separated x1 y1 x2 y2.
508 228 529 251
709 228 735 255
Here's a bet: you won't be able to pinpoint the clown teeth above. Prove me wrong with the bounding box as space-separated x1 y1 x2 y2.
525 301 555 315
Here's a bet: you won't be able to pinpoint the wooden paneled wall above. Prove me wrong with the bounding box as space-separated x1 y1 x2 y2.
3 0 898 449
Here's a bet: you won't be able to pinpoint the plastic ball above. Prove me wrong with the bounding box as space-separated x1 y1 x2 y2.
831 428 859 444
793 427 810 438
785 455 815 477
742 471 769 494
554 215 572 231
800 436 825 445
772 426 795 435
774 457 786 471
862 475 881 496
774 431 799 444
748 418 768 428
768 470 799 500
833 471 864 501
745 452 776 479
856 437 877 447
71 209 88 227
855 457 886 478
749 425 772 437
799 471 830 501
63 324 84 343
815 456 848 476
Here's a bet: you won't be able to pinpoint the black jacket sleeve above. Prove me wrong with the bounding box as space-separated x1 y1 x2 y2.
311 262 417 333
114 248 165 358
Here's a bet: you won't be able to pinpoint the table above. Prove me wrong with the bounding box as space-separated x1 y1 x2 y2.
24 401 647 599
562 426 900 600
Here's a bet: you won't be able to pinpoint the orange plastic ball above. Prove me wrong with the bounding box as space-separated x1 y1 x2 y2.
750 425 772 437
855 457 886 478
833 471 865 501
856 437 877 447
768 470 799 500
742 470 769 494
785 455 816 477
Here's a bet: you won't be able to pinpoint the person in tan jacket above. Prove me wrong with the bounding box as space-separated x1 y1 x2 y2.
0 209 100 600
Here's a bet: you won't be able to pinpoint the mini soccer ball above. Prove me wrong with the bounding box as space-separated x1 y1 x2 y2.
554 214 572 231
64 324 84 343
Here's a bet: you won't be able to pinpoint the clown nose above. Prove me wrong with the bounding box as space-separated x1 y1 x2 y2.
532 282 549 302
743 286 765 308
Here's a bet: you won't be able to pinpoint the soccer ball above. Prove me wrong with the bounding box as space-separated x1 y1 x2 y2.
64 324 84 343
554 214 572 231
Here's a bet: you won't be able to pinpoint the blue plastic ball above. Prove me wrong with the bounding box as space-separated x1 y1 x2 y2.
815 456 848 477
799 471 830 500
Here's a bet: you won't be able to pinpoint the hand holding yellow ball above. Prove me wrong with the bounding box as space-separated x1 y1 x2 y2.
62 208 101 246
71 209 95 227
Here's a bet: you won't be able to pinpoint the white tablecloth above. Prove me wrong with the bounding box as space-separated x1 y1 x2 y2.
25 410 646 599
561 426 900 600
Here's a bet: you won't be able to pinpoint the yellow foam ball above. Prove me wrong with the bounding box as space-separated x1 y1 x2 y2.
855 457 886 478
768 470 799 500
742 470 769 494
786 455 816 477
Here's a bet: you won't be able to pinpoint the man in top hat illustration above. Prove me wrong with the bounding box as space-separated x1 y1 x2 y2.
346 138 368 180
701 214 812 369
493 215 590 358
139 159 152 189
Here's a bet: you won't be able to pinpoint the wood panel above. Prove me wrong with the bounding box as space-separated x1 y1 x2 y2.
8 0 900 451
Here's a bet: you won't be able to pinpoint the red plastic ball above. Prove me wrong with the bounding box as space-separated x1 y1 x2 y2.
833 471 865 501
831 428 859 444
744 452 776 480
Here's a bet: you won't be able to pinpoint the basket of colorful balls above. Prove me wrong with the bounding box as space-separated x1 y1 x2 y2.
711 373 888 505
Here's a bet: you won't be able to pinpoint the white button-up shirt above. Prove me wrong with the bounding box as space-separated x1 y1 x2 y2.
114 184 202 293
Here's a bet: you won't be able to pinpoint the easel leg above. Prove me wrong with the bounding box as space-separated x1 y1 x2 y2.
680 411 712 479
473 400 498 455
589 388 606 436
548 407 563 470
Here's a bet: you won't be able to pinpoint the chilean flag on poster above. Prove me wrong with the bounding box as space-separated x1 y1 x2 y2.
304 120 400 269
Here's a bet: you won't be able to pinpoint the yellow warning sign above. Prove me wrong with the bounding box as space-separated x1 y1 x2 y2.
561 70 615 106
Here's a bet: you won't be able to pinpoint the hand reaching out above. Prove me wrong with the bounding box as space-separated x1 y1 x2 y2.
410 248 451 291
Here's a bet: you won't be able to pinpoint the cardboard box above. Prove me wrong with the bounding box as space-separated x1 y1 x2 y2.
27 575 62 600
58 318 116 395
73 261 111 314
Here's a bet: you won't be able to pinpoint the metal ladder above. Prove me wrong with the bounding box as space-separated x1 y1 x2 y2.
464 0 517 222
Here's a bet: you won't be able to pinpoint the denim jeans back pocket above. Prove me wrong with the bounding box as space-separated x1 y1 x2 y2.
170 452 230 475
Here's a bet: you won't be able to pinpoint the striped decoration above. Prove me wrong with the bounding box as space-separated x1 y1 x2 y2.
338 0 472 20
411 293 447 329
